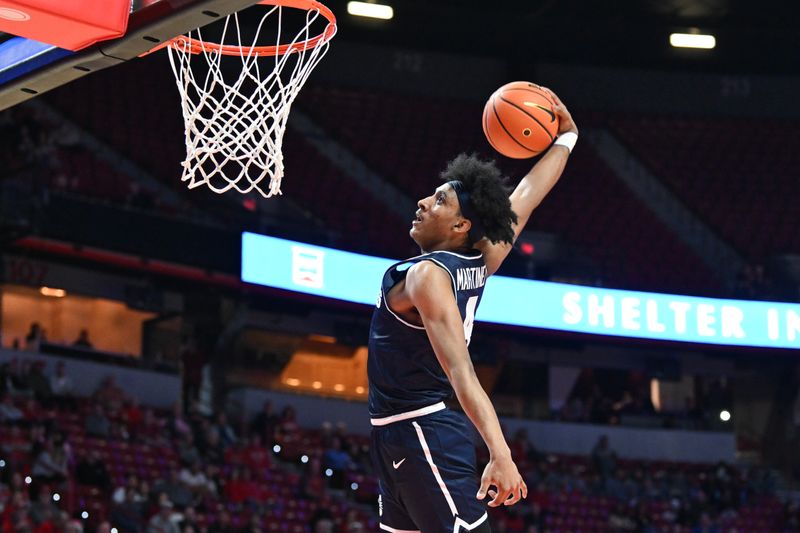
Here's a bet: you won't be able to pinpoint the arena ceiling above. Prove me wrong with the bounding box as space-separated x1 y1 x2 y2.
325 0 800 75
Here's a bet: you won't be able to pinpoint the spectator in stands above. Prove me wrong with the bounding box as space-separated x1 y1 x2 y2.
592 435 617 482
200 426 224 464
323 436 355 472
31 437 68 487
178 461 217 499
249 400 278 441
151 470 193 510
121 397 144 439
2 489 32 532
177 432 201 466
110 419 132 442
240 467 264 506
214 412 237 449
342 509 365 533
27 361 52 403
85 405 111 438
147 499 179 533
50 361 75 399
275 405 299 441
29 487 60 533
25 323 45 351
242 434 271 471
509 428 541 464
141 407 167 444
308 509 335 533
112 474 144 505
75 450 111 491
168 402 193 440
62 517 83 533
207 510 233 533
300 455 325 501
1 425 31 471
176 506 198 533
0 392 24 423
345 438 371 474
72 329 94 349
22 396 45 424
110 487 146 533
92 376 127 414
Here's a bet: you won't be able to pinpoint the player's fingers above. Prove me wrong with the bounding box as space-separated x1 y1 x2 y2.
476 476 491 500
521 480 529 500
488 486 512 508
504 485 522 506
541 86 562 105
487 489 497 499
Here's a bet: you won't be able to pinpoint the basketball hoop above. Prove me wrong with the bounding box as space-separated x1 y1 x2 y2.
160 0 336 198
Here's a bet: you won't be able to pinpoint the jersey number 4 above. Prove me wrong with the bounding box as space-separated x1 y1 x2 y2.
463 295 478 346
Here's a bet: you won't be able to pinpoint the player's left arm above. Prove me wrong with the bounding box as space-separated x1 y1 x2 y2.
406 261 526 507
476 87 579 276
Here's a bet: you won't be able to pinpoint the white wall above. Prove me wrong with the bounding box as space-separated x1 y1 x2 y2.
0 348 180 408
233 387 736 464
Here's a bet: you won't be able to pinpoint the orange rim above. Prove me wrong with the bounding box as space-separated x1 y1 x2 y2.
165 0 336 57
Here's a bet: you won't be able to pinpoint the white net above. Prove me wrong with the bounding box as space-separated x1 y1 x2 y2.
167 3 335 197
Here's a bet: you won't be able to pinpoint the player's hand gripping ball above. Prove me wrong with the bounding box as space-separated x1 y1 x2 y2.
482 81 559 159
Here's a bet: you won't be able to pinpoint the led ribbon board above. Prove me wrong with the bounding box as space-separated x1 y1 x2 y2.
242 232 800 349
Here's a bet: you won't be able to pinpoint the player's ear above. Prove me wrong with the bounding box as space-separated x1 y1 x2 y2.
453 218 471 235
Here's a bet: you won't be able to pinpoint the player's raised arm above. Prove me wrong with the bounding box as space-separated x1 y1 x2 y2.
405 261 527 507
476 88 579 276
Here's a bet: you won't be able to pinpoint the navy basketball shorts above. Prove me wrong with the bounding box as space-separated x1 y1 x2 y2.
370 403 489 533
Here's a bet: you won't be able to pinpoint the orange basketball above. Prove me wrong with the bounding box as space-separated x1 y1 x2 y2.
482 81 559 159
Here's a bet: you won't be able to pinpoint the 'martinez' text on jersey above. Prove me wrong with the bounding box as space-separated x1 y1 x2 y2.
367 249 485 418
456 265 487 291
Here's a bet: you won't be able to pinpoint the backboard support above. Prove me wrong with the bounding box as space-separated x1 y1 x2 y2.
0 0 261 112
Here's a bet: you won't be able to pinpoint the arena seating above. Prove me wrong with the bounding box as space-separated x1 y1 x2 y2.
281 129 416 258
0 397 374 532
610 114 800 260
43 58 416 260
0 359 788 533
40 64 731 293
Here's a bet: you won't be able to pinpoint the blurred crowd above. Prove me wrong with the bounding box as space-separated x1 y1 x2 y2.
0 358 795 533
491 431 782 533
0 357 370 533
552 371 732 432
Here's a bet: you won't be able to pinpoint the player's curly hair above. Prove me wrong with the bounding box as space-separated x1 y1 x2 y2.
440 153 518 245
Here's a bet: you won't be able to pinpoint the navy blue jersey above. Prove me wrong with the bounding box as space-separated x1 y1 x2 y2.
367 249 487 418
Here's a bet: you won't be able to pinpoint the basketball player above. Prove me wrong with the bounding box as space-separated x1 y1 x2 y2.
368 87 577 533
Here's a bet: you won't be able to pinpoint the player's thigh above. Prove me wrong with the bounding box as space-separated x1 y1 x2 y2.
397 412 488 532
372 425 420 532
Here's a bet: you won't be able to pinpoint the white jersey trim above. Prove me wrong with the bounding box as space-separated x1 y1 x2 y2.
404 250 483 261
434 250 484 261
379 524 421 533
454 512 488 532
425 257 458 299
382 284 426 330
412 420 459 517
380 257 460 331
370 401 446 426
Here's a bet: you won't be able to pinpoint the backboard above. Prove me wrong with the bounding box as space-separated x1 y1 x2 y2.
0 0 261 111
